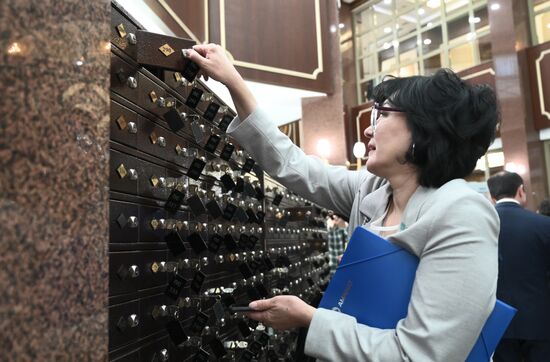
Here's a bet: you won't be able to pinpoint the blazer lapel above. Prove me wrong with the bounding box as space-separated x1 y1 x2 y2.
400 186 433 230
359 183 392 225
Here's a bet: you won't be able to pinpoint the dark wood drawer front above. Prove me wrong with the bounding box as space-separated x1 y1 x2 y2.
111 100 138 148
137 73 168 116
136 250 169 291
135 159 167 201
110 251 142 296
139 336 175 362
138 293 173 338
110 200 139 243
110 150 139 195
109 250 169 297
136 116 171 161
139 205 168 242
111 53 139 102
135 30 195 71
109 299 140 350
111 9 138 60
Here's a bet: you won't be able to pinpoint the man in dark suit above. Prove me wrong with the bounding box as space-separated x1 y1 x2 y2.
487 171 550 362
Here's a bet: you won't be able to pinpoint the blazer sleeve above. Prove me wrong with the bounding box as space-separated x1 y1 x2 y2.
226 107 367 216
304 192 499 361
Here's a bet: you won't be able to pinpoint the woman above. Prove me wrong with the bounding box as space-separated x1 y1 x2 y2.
184 44 500 361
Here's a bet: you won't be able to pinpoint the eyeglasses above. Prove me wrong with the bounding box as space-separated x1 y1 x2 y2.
370 102 406 132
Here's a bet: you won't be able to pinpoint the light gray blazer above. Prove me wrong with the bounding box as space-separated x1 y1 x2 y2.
227 107 499 361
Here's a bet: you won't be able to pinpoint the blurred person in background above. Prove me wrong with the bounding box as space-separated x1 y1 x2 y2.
538 198 550 217
487 171 550 362
326 213 348 276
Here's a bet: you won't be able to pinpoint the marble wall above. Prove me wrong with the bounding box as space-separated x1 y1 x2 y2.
0 1 110 360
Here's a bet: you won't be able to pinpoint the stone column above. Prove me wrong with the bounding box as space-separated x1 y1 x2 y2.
489 0 548 208
0 1 110 359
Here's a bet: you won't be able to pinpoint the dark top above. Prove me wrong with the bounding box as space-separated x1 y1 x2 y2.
495 201 550 340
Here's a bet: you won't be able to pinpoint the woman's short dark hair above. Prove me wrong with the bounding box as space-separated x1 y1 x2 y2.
372 69 499 188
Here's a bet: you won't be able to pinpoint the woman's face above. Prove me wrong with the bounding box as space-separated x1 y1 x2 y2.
364 102 413 178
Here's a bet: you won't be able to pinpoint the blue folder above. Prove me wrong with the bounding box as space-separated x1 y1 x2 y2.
319 226 517 361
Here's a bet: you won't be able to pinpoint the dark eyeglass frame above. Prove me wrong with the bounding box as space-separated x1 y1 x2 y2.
370 102 406 132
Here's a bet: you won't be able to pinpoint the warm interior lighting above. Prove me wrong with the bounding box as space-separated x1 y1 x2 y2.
469 16 481 24
339 23 345 29
7 42 21 54
104 42 111 51
353 142 366 159
426 0 440 9
475 152 505 171
504 162 527 175
353 142 366 170
383 0 392 4
418 8 425 15
316 139 331 159
423 38 432 45
490 3 501 10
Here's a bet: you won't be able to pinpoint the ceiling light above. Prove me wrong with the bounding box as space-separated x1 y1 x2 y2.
505 162 526 174
384 27 392 33
466 32 476 40
75 59 84 66
426 0 440 9
423 38 432 45
418 8 425 15
469 16 481 24
339 23 345 29
353 142 366 159
392 40 400 48
317 139 331 158
490 3 500 10
427 22 433 28
330 24 338 33
383 42 391 49
383 0 392 4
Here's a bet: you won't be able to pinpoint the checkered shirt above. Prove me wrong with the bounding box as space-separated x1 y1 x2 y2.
327 227 347 275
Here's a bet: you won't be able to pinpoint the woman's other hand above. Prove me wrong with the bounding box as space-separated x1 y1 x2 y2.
245 295 316 331
184 44 242 88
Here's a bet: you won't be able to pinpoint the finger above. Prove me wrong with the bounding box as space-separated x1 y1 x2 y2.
244 311 265 322
183 48 207 67
195 69 209 82
249 298 274 311
245 311 274 329
192 43 216 56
